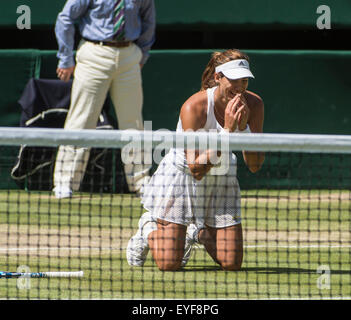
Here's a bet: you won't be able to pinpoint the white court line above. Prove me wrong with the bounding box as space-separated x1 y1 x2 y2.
239 297 351 300
0 247 118 252
0 244 350 252
245 244 351 249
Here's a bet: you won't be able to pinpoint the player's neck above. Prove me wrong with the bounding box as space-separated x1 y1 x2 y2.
213 87 227 112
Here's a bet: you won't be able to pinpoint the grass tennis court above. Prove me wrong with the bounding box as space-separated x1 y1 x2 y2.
0 189 350 299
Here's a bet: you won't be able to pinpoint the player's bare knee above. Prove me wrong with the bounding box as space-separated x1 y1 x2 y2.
156 260 182 271
220 261 242 271
157 263 181 271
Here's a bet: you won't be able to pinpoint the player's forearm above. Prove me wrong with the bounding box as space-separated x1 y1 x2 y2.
186 150 221 180
243 151 265 173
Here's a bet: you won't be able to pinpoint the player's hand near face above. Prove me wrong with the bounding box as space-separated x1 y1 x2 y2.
57 66 75 82
237 93 250 131
224 93 249 132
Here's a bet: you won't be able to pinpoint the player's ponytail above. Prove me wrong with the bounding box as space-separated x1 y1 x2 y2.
200 49 250 91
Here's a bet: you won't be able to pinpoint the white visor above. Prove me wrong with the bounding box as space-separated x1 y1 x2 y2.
215 59 254 80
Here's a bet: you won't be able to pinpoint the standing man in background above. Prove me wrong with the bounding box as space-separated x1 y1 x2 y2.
53 0 156 198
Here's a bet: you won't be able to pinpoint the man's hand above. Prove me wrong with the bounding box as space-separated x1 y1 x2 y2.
56 66 75 82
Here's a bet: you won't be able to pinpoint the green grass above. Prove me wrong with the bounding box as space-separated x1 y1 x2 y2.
0 189 350 299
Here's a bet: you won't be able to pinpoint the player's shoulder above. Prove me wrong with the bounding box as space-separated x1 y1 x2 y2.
180 90 208 119
244 90 264 110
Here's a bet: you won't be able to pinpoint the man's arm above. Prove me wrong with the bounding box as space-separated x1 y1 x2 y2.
135 0 156 66
55 0 91 70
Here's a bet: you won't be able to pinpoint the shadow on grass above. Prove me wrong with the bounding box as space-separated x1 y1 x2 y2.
181 265 223 271
241 267 351 275
183 266 351 274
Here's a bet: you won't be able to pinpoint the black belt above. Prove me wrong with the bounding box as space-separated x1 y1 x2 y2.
83 37 131 48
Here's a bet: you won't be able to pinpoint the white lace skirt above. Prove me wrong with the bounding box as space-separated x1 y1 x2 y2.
141 151 241 228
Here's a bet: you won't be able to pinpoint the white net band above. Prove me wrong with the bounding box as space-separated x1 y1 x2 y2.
0 127 350 154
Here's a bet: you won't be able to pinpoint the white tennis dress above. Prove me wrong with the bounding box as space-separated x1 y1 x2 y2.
141 86 241 228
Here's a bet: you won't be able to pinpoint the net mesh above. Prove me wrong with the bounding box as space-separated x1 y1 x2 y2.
0 128 350 300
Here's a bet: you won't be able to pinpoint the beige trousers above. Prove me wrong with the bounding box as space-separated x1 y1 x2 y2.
54 40 150 192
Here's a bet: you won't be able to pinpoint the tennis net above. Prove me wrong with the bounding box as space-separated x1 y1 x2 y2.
0 127 350 300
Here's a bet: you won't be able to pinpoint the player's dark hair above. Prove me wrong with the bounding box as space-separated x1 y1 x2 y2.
201 49 250 90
